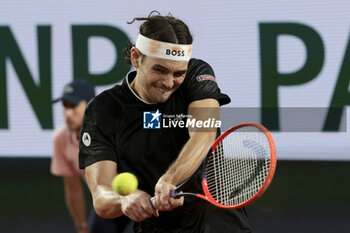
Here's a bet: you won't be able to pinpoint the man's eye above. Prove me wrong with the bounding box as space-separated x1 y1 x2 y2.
154 68 166 74
174 72 186 78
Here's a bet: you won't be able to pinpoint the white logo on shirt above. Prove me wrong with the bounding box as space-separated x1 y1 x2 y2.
82 132 91 146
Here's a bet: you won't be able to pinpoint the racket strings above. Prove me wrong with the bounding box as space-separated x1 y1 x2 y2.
205 126 271 206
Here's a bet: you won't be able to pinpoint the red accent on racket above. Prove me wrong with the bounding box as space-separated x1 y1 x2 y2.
150 122 277 209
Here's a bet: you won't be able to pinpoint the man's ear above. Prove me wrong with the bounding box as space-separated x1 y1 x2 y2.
131 47 141 68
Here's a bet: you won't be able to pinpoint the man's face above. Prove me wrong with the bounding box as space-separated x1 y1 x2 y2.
133 50 188 104
62 100 87 131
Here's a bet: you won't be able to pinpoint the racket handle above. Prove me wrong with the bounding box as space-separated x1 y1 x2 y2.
149 197 155 208
169 189 177 198
148 189 177 208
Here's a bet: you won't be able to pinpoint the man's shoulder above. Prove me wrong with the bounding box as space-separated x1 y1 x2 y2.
93 84 122 102
186 58 214 80
86 85 123 113
84 85 125 131
181 58 214 85
188 58 211 69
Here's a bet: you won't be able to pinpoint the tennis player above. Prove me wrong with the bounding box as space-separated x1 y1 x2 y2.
51 79 132 233
79 12 251 232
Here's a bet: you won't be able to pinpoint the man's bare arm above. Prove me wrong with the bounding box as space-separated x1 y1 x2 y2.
63 175 88 233
154 98 219 210
85 160 158 221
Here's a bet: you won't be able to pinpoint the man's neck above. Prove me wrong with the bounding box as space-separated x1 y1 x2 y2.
130 77 141 96
128 74 153 104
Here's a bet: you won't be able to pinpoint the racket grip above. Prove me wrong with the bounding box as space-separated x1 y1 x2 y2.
149 197 155 208
148 189 177 208
169 189 177 198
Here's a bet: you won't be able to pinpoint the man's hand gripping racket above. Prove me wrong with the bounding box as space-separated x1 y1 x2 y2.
150 122 276 209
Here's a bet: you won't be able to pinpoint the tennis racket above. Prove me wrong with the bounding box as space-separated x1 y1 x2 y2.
150 122 276 209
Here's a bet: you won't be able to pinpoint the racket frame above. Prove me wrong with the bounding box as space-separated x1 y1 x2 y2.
201 122 277 209
151 122 277 209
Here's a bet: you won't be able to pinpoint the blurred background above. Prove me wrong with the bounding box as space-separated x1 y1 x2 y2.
1 0 350 232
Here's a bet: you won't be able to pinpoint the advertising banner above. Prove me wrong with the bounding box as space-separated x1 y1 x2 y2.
1 0 349 159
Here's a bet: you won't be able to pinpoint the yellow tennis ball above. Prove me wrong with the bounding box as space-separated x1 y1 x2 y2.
111 172 138 195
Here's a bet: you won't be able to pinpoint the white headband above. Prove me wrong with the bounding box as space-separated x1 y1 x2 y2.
135 34 192 62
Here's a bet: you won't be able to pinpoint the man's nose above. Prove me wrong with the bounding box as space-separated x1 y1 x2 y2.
161 75 174 89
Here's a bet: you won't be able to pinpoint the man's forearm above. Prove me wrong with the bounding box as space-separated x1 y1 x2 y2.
161 131 216 186
85 161 124 218
92 184 124 218
85 160 157 222
162 99 219 186
63 177 87 230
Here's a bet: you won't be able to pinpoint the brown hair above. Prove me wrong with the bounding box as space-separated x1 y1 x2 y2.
124 11 193 64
